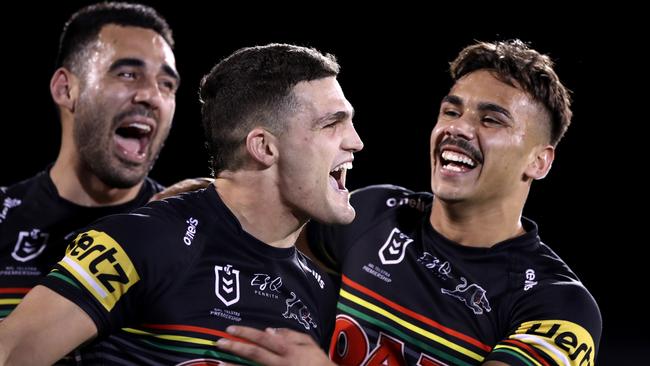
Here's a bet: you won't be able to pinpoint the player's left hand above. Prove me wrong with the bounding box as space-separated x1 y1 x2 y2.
215 326 336 366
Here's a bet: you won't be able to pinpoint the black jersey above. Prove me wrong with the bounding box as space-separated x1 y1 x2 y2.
0 168 162 318
41 185 338 365
307 185 601 366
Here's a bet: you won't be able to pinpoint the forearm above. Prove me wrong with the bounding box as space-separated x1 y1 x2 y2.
0 285 97 365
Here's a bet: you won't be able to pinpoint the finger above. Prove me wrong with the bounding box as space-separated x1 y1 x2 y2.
216 337 282 366
273 328 316 345
226 326 288 354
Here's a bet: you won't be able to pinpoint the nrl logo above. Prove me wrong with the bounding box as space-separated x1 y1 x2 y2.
214 264 240 307
378 228 413 265
12 229 49 262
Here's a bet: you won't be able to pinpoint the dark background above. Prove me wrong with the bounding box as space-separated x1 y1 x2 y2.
1 2 644 364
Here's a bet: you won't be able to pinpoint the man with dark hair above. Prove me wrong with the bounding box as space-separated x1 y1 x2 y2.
0 1 178 321
214 40 602 366
0 43 363 365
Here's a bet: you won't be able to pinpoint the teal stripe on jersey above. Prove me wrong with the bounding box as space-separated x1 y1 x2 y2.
48 271 81 290
491 348 536 366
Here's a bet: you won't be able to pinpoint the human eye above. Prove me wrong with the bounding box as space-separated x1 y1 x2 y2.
159 77 178 93
482 115 504 126
116 69 137 80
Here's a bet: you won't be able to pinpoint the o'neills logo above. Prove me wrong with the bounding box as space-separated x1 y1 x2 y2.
214 264 240 306
183 217 199 246
0 197 21 224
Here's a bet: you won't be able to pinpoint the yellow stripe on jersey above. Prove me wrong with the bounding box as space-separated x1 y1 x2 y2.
511 319 595 366
122 328 216 346
340 289 484 362
0 299 22 305
59 230 140 311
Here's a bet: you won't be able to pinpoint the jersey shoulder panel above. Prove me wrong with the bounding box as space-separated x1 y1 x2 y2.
487 243 601 366
42 190 208 333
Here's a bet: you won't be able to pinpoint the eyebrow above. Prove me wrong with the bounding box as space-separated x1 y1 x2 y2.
108 58 181 83
442 94 512 119
315 107 355 125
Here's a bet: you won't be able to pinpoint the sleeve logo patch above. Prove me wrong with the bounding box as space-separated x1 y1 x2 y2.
60 230 140 311
513 319 596 366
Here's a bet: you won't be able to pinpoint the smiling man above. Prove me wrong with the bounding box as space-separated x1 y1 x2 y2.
214 40 602 366
0 2 177 321
0 43 363 365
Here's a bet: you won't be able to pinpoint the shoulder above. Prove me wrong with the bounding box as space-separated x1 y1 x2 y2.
0 172 50 226
82 190 211 259
349 184 432 229
142 177 165 195
1 172 46 199
509 246 602 350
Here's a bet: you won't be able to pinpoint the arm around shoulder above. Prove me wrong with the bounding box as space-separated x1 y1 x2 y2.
0 285 97 366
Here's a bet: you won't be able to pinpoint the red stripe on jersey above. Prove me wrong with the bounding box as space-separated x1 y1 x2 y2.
343 275 492 352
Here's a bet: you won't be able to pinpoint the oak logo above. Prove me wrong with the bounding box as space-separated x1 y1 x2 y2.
61 230 140 311
514 319 596 366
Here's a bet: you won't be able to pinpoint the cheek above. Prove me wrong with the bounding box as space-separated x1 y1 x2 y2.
164 99 176 117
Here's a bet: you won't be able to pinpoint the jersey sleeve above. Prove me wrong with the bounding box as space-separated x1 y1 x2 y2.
484 280 602 366
40 204 194 337
306 184 419 272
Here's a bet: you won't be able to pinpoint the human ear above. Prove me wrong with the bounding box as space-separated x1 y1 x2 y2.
50 68 78 111
245 127 278 168
525 145 555 180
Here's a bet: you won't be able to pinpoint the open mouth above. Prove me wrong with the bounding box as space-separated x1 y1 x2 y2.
329 162 353 191
439 149 478 173
113 121 154 163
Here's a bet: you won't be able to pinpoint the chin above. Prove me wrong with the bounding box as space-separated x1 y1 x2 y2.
334 206 357 225
314 206 356 225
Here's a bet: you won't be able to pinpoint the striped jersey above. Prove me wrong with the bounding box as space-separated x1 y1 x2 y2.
41 185 337 365
0 168 162 319
307 185 601 366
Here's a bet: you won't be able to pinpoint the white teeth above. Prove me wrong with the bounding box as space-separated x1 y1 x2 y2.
441 150 475 167
443 164 462 172
128 122 152 133
331 162 353 172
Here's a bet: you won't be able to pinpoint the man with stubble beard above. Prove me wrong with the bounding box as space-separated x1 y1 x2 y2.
0 2 179 319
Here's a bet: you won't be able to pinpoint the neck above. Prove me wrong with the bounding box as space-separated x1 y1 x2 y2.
215 172 304 249
429 197 526 248
50 153 142 207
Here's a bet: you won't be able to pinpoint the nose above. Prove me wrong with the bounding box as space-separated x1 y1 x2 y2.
133 76 163 110
444 115 475 141
344 123 364 153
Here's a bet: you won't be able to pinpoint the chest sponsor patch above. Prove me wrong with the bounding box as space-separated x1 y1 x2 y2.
60 230 140 311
